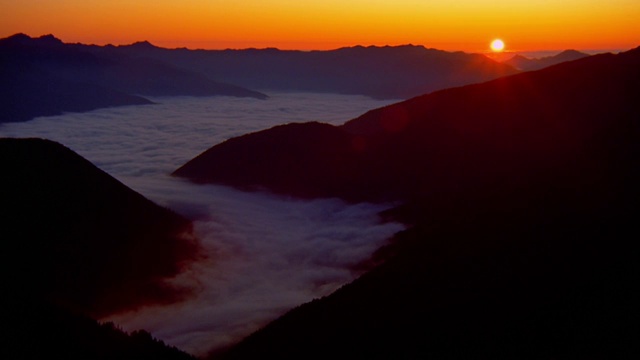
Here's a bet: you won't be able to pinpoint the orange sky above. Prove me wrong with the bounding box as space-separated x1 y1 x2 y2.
1 1 638 52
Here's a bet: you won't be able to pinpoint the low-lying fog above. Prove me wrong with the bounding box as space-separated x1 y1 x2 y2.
0 92 404 355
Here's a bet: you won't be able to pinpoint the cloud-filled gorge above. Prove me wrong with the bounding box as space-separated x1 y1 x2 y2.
0 92 403 355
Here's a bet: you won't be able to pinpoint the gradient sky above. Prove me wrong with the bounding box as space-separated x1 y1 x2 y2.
1 1 638 52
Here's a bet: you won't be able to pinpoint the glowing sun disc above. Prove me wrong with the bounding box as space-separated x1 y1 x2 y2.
491 39 505 52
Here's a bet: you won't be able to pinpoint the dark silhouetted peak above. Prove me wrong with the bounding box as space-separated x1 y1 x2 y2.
552 49 589 61
507 54 528 62
502 54 534 70
37 34 64 46
556 49 585 57
9 32 31 39
0 33 64 48
126 40 159 50
1 32 32 43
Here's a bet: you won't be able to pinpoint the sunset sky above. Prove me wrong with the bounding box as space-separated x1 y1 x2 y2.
1 1 638 53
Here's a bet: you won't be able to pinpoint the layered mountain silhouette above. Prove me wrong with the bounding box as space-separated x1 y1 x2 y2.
174 47 640 358
103 42 519 99
175 47 639 203
504 49 589 71
0 34 266 123
0 138 201 317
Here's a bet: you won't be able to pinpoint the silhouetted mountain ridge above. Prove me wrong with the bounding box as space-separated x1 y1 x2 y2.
2 33 64 47
104 41 519 99
128 40 160 50
0 34 266 123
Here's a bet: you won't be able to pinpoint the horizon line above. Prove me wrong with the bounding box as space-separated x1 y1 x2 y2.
2 32 630 57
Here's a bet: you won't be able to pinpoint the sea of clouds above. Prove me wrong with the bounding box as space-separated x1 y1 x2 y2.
0 92 404 355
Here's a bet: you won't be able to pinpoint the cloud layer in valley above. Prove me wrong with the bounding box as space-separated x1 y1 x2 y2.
0 92 402 355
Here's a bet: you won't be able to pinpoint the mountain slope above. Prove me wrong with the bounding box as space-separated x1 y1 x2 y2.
0 138 201 317
173 47 640 358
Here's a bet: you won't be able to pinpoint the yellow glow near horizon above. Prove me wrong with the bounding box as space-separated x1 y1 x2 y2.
1 1 639 52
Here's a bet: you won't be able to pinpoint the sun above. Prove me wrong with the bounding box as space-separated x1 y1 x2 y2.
490 39 505 52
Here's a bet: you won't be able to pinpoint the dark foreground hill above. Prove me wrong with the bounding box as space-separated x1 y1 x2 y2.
174 47 640 358
0 138 201 317
0 138 202 358
0 34 266 123
109 43 519 100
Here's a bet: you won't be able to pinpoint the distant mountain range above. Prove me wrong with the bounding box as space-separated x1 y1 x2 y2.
2 34 594 124
0 34 267 123
503 49 590 71
174 47 640 358
107 41 518 99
